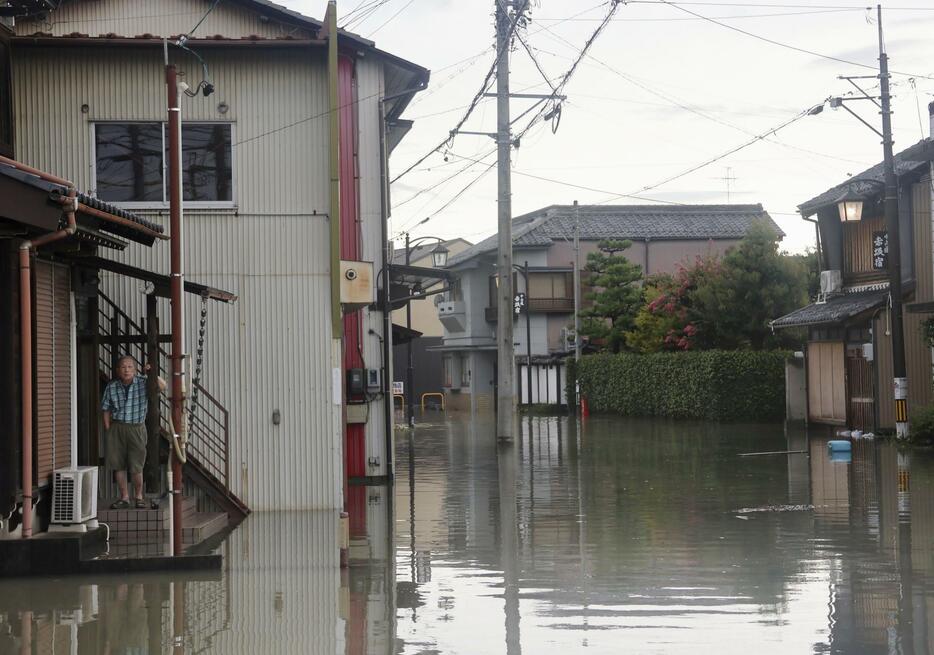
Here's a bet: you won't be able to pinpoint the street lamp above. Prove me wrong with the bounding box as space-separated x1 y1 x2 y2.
402 234 448 428
836 186 865 223
430 243 449 268
820 4 909 438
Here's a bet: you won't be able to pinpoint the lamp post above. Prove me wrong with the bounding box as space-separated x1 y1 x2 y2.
826 4 908 438
402 234 449 427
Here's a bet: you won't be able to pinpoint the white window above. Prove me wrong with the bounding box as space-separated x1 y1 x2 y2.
93 122 233 208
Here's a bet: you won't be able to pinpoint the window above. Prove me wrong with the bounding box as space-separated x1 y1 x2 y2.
442 355 453 388
94 122 233 205
529 272 571 299
459 355 470 388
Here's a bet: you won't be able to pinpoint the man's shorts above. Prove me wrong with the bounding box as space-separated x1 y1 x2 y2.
106 421 147 474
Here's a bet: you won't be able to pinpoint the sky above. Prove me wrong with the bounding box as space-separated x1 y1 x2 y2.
281 0 934 254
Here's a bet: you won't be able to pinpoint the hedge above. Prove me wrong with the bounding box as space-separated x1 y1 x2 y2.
568 350 788 422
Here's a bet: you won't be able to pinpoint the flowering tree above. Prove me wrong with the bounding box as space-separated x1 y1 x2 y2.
626 256 721 352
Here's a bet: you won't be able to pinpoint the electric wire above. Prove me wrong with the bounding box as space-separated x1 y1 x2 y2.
395 1 622 234
655 0 934 81
628 1 934 9
389 5 527 185
534 19 866 165
600 104 825 203
368 0 418 36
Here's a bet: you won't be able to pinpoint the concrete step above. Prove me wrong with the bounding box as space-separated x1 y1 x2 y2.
97 496 198 544
182 512 227 545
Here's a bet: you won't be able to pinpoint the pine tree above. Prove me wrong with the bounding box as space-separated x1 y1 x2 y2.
579 239 643 353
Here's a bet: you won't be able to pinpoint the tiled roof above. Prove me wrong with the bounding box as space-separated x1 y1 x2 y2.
798 138 934 216
448 204 781 267
0 161 164 240
770 290 888 328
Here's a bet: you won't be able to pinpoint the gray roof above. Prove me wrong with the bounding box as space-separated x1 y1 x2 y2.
770 289 888 329
0 162 164 242
448 204 782 267
798 138 934 216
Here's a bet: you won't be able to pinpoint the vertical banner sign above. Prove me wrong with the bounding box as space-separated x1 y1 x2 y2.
514 292 526 317
872 231 888 270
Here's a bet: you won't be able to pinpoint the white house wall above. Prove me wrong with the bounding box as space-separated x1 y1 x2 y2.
12 44 353 510
355 56 390 479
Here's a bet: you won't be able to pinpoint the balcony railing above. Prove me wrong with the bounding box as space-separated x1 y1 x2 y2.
486 297 574 322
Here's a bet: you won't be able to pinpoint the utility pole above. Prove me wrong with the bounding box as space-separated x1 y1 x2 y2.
405 233 416 428
877 5 909 438
165 51 185 556
573 200 581 363
495 0 516 440
524 261 532 407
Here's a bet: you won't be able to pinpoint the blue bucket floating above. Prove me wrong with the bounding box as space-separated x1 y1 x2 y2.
828 439 852 452
830 450 852 463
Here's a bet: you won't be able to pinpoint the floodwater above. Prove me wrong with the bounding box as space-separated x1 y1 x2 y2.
2 415 934 654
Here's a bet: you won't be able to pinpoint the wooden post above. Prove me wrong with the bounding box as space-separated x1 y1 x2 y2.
145 293 161 494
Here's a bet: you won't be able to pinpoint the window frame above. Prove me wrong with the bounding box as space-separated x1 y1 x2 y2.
90 120 236 210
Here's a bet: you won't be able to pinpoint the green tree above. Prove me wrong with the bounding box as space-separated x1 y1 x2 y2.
579 239 643 353
691 221 807 350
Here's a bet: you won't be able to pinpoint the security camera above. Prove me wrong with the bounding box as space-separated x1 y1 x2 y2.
345 268 358 281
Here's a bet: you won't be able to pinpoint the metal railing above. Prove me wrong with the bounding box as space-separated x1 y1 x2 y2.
97 292 231 491
485 296 575 322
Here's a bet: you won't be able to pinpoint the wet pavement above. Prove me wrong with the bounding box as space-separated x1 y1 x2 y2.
2 415 934 653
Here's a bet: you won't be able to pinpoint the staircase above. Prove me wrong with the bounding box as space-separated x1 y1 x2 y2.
97 292 250 521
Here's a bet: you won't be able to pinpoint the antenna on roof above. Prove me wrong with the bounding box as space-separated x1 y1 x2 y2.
713 167 737 203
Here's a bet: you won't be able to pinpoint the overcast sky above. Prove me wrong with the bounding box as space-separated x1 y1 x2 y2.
282 0 934 254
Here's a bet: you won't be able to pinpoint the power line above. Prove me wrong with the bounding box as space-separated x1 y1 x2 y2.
535 7 866 21
392 161 497 238
446 150 686 204
655 0 934 81
367 0 418 36
601 103 824 202
393 147 497 209
389 5 527 185
534 18 867 166
628 1 934 9
396 1 624 235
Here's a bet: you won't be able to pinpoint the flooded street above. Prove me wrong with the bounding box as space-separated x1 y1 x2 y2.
3 415 934 653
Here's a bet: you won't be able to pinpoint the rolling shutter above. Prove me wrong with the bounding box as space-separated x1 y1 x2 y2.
34 260 72 486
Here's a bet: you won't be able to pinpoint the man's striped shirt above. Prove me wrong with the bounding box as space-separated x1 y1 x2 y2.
101 375 149 424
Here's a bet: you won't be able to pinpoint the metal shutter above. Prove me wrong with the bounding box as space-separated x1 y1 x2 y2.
34 260 72 486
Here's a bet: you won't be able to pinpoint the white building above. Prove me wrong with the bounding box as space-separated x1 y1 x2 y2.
8 0 428 517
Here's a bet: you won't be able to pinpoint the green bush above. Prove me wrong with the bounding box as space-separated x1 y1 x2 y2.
909 404 934 445
574 350 788 422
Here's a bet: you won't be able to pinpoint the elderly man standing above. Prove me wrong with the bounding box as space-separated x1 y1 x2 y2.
101 355 166 509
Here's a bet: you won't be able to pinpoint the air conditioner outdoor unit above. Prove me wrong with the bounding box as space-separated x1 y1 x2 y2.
819 270 842 296
52 467 99 526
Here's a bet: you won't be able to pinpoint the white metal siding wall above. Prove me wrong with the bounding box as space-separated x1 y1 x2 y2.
14 0 314 40
355 58 390 478
13 46 342 510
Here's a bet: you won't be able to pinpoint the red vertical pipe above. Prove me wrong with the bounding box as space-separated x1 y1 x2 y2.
166 63 184 556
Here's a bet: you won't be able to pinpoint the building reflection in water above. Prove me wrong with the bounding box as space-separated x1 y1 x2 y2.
394 416 934 654
2 417 934 654
0 499 397 654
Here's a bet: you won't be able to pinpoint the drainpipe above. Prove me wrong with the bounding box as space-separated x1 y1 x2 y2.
19 189 77 538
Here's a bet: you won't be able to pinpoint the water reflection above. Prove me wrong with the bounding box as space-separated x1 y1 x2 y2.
2 416 934 653
394 416 934 654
